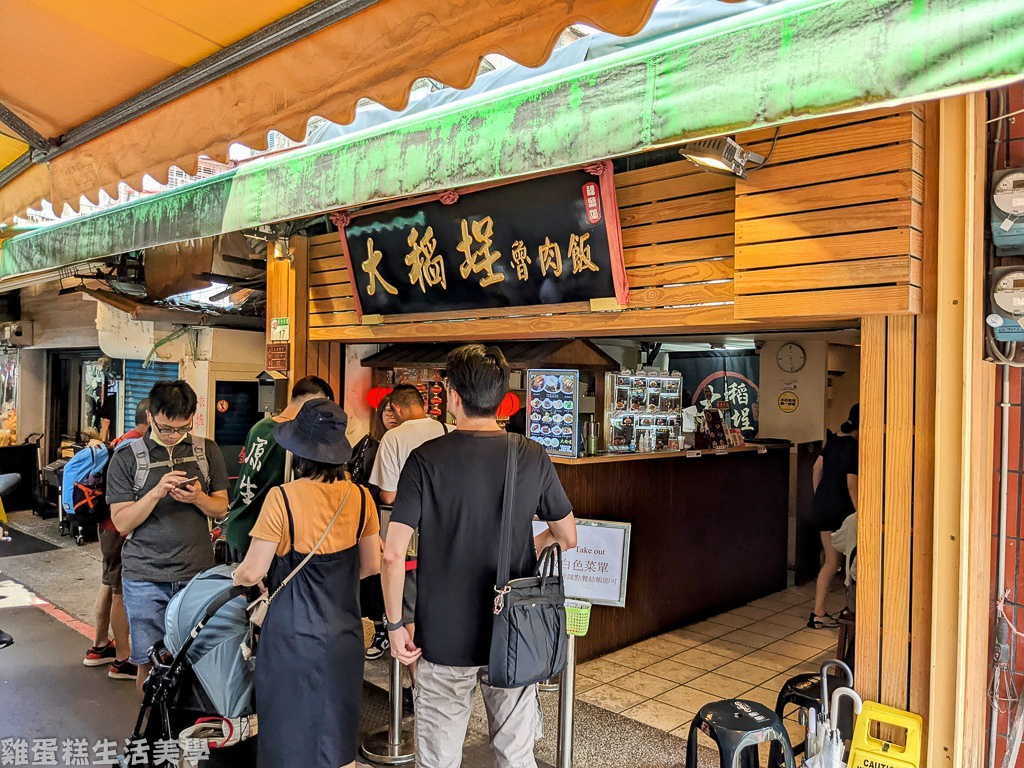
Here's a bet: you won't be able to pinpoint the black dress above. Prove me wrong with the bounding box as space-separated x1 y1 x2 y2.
811 433 858 532
255 486 367 768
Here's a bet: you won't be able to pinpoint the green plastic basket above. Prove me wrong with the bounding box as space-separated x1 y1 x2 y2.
565 599 592 637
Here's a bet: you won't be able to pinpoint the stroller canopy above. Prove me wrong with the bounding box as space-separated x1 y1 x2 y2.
164 565 253 719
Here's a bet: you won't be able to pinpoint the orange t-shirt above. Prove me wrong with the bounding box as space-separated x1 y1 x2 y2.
249 479 379 557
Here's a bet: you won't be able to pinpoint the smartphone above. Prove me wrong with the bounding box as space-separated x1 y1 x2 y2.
174 476 199 489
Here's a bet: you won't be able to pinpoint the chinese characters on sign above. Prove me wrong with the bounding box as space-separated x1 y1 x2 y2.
669 350 761 439
532 519 631 607
340 167 625 317
0 736 211 766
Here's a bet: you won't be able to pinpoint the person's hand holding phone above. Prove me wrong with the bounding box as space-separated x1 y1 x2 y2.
170 474 203 503
152 470 191 500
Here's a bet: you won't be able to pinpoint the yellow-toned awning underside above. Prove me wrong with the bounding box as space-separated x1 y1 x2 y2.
0 0 656 222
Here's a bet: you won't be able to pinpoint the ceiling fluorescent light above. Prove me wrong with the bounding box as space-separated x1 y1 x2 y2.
678 137 764 180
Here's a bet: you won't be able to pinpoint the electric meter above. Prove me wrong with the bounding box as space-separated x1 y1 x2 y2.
988 267 1024 341
991 168 1024 256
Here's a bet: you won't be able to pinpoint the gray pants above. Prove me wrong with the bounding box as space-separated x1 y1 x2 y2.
414 659 541 768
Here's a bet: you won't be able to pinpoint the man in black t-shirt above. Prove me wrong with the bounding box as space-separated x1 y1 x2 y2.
384 344 577 768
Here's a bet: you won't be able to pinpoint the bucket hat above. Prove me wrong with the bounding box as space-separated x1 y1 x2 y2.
274 399 353 464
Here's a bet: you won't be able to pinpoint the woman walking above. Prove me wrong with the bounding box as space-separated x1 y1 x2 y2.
808 404 859 629
233 399 380 768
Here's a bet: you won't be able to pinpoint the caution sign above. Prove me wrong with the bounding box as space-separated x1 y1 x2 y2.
778 391 799 414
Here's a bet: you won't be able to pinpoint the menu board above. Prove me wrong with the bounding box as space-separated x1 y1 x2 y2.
607 371 684 453
526 368 579 459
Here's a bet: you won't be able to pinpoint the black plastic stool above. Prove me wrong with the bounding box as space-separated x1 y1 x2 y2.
768 673 857 768
685 699 795 768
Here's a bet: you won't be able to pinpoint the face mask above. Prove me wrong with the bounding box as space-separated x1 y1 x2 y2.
150 427 188 448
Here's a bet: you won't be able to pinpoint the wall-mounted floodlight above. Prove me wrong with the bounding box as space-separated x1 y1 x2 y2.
678 137 765 180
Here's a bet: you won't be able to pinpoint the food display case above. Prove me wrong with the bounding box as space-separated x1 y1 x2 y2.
527 368 580 459
606 371 684 453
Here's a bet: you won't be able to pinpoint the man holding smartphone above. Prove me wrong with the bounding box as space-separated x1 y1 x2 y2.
106 380 229 694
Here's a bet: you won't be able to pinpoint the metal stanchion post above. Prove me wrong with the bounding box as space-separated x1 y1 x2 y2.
556 635 577 768
360 656 415 765
557 599 590 768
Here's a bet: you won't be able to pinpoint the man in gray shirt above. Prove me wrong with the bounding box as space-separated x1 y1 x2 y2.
107 380 229 693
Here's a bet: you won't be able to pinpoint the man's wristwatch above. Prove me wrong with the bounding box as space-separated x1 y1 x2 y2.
385 618 405 632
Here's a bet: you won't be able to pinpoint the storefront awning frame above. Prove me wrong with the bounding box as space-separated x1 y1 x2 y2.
3 0 1023 284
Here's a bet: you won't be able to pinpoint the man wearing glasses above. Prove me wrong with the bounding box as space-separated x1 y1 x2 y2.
107 380 230 693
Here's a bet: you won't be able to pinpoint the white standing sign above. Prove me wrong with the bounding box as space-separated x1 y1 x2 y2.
533 518 631 607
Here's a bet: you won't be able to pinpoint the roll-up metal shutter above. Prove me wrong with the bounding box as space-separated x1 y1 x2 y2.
123 360 179 428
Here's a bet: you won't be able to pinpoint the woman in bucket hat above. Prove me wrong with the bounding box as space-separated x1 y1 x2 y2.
233 399 381 768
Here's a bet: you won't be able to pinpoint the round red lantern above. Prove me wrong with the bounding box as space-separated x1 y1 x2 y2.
366 387 393 409
496 392 520 419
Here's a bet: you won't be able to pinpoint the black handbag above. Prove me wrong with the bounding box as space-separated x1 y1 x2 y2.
489 433 568 688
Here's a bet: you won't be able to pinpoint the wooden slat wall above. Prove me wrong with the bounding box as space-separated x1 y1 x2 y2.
733 107 925 319
855 103 938 723
305 167 750 341
306 339 345 405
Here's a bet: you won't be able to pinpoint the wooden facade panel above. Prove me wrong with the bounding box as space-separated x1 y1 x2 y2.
309 310 360 328
308 267 352 287
309 296 357 314
737 104 918 144
734 285 919 320
309 303 747 342
735 171 917 221
626 281 734 309
735 229 920 270
309 282 353 300
880 314 915 711
738 112 922 167
624 236 735 267
622 212 734 248
614 160 702 189
626 258 733 287
309 253 349 273
736 143 919 194
615 169 733 206
856 315 887 703
618 189 734 228
735 200 917 245
734 256 919 295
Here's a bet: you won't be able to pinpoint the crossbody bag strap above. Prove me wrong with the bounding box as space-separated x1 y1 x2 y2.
494 432 519 614
268 482 353 601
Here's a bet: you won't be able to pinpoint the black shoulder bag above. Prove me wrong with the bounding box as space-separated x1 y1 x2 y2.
489 433 568 688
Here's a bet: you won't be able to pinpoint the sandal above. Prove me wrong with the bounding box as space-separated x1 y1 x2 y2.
807 612 839 630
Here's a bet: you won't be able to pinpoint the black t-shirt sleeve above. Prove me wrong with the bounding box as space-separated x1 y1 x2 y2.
844 440 859 476
390 451 425 529
533 444 573 522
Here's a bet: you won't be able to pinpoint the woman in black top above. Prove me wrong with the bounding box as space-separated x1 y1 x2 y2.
809 404 859 629
349 396 398 658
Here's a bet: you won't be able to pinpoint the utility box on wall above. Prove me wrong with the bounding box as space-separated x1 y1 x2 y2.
258 370 288 414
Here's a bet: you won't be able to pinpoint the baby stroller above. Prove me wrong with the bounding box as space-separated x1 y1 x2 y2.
122 566 258 767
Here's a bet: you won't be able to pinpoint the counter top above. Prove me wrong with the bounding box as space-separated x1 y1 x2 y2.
551 442 791 465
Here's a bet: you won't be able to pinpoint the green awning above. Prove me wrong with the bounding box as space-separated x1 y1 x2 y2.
3 0 1023 282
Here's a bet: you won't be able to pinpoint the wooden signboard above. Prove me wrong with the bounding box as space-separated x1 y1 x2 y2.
266 343 290 372
337 163 628 320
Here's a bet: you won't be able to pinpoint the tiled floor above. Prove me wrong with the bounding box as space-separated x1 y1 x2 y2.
576 582 847 747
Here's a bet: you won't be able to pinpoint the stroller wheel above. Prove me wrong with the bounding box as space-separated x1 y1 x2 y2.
75 535 85 546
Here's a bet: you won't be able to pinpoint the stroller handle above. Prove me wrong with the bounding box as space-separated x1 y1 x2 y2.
205 585 250 621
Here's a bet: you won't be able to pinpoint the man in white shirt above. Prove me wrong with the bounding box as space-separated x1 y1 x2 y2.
369 383 446 702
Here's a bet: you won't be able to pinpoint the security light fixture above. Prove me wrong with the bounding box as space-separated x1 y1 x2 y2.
678 137 765 180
